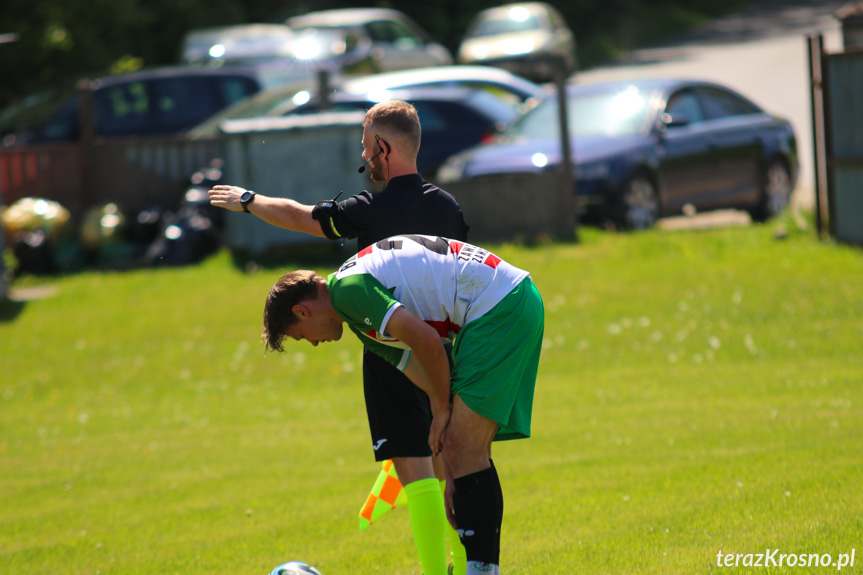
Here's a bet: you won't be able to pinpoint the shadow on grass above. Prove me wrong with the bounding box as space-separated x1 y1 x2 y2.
0 297 25 322
229 242 355 273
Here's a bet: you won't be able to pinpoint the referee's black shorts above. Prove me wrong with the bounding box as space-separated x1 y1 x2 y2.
362 347 433 461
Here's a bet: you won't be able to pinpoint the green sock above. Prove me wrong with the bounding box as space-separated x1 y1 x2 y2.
405 477 448 575
441 480 468 575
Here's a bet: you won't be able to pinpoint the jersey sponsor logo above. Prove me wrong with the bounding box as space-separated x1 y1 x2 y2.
449 241 500 268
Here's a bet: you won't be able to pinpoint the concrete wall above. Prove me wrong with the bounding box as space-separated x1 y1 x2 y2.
445 173 575 243
219 112 368 255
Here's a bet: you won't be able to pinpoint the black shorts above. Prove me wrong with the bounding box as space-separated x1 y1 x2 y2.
363 347 433 461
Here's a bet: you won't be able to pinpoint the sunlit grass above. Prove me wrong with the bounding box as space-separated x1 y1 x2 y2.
1 219 862 574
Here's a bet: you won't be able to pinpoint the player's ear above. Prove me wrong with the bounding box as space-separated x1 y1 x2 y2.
292 304 310 319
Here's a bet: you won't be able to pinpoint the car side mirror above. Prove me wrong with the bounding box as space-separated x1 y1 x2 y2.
661 112 690 128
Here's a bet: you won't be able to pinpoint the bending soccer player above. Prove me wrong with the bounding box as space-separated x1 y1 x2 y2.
210 100 469 575
262 234 544 575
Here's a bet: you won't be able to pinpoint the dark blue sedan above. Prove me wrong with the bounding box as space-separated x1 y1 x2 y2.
437 77 799 228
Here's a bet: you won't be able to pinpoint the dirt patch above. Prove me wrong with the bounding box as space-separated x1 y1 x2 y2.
8 285 61 302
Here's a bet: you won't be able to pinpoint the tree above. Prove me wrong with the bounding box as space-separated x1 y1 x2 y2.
0 0 752 114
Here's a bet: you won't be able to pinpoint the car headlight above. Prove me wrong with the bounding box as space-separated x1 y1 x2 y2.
575 162 610 180
292 37 322 60
471 45 490 60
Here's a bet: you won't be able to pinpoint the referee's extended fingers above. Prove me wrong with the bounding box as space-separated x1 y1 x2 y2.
208 190 243 211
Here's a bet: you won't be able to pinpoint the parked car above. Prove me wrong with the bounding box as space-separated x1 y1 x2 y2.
286 8 453 74
340 65 548 110
437 77 798 228
181 24 298 67
8 65 315 144
179 23 365 73
188 65 546 140
457 2 576 83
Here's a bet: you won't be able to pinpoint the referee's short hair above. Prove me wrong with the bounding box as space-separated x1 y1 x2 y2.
364 100 421 159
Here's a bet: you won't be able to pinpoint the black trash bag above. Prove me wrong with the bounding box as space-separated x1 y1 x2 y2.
142 204 219 267
12 230 56 275
127 206 168 254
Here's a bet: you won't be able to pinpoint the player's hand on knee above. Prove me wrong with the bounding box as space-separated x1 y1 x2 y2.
429 407 450 456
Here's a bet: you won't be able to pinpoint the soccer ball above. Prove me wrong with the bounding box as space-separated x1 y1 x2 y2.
269 561 323 575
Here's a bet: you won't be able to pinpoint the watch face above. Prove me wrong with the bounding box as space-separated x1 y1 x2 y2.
241 192 252 202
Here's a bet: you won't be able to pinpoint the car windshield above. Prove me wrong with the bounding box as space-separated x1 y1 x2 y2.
290 28 353 60
183 27 296 64
292 24 352 34
470 7 542 37
185 81 315 138
466 91 520 124
508 85 654 138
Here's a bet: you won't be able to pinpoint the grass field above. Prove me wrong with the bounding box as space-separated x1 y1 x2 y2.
2 217 861 574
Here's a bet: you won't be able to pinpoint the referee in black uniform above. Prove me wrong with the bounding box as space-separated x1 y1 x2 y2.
209 100 469 575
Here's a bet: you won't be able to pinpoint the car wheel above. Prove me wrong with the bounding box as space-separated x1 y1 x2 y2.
621 175 660 230
751 160 791 222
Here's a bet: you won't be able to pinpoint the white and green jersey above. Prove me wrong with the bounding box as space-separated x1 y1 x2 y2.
326 234 530 369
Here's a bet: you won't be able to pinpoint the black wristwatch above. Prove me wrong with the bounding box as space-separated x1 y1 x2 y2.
240 190 256 213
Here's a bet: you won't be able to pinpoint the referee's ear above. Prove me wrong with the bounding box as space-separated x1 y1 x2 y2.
376 135 390 158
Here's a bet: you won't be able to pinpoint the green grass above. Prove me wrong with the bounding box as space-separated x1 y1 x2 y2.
2 218 862 574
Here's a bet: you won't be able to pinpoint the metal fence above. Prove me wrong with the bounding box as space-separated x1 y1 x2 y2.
0 137 221 220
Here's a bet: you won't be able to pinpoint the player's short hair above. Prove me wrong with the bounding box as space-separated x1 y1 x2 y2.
263 270 321 352
364 100 421 159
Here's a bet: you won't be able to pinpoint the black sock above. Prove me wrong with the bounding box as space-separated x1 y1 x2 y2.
452 462 503 565
489 459 504 519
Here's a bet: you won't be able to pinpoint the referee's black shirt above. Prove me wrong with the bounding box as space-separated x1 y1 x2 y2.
322 174 470 248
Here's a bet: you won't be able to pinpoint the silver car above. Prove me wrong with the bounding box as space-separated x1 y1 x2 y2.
187 65 547 140
340 65 547 111
180 24 299 67
457 2 576 83
286 8 453 74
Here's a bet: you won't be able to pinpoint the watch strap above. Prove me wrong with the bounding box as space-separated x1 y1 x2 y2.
241 190 256 213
